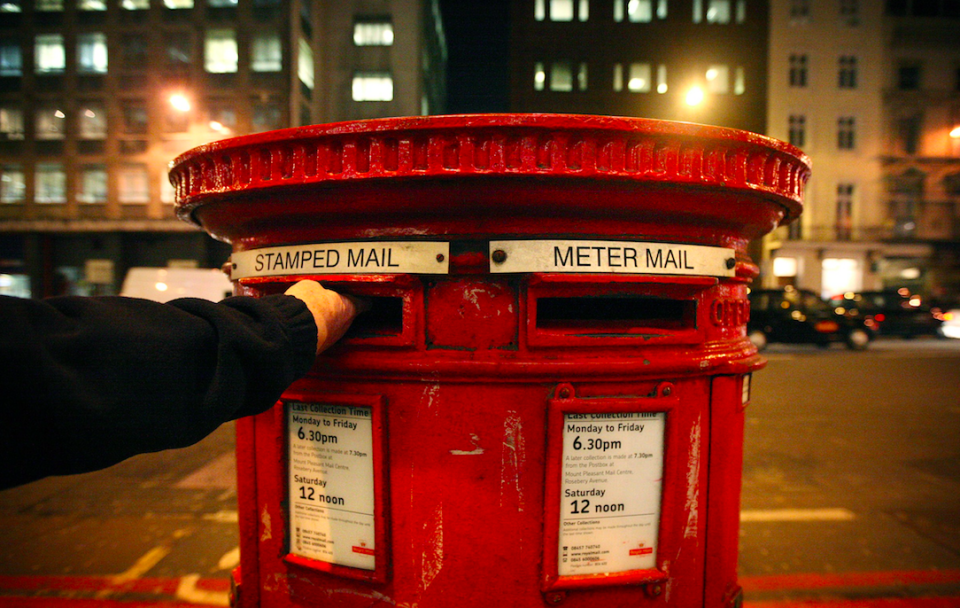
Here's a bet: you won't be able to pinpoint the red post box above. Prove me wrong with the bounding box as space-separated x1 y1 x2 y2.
170 114 808 608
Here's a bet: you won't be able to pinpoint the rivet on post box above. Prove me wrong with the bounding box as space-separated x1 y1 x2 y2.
170 114 809 608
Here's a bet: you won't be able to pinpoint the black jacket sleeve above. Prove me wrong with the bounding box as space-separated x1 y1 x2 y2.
0 293 317 490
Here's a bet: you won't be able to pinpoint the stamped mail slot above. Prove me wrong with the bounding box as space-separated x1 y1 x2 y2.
345 296 404 339
238 274 421 348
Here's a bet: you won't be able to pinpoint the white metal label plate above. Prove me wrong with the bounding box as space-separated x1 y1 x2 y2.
490 240 735 277
232 242 449 278
287 402 376 570
559 412 666 577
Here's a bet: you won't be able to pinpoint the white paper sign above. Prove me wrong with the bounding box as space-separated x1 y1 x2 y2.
490 240 735 277
559 412 666 577
232 241 449 279
287 402 376 570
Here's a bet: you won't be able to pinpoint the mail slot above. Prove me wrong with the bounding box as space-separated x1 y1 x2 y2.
170 114 809 608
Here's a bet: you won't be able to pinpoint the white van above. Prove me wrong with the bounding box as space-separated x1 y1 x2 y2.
120 267 234 303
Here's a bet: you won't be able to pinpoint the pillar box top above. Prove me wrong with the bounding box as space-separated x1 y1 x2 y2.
170 114 808 253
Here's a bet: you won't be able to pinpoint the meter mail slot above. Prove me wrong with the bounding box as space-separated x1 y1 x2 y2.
170 114 808 608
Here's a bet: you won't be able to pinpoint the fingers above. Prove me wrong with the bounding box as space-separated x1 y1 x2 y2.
284 280 365 354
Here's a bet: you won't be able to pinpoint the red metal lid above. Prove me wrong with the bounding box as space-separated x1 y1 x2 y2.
170 114 808 247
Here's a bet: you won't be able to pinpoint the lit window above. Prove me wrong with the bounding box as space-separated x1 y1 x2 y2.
121 0 149 9
205 29 237 73
0 1 22 12
789 53 807 87
34 34 65 74
0 106 24 140
837 116 856 150
77 33 108 74
788 114 806 147
550 62 573 91
35 163 66 204
550 0 573 21
535 62 546 91
78 103 106 139
297 37 314 90
705 64 729 93
35 0 62 11
78 0 106 10
208 0 236 6
772 257 798 277
657 64 667 93
78 165 108 204
821 258 860 298
693 0 730 23
35 106 66 140
164 0 192 8
613 63 622 91
0 164 25 203
535 0 545 20
706 0 730 22
119 164 150 203
615 0 667 22
161 171 175 204
251 31 282 72
628 62 651 92
352 72 393 101
354 19 394 46
838 55 857 88
0 39 21 76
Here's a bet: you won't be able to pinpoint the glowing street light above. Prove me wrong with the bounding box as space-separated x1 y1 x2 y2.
169 93 191 113
685 85 705 106
950 125 960 139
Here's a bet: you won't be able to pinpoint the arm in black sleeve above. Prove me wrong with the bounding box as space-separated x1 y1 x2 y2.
0 293 317 490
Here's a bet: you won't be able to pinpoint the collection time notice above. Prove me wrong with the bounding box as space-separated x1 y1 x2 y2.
559 411 666 577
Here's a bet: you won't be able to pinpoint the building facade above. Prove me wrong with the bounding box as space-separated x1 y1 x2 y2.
509 0 770 135
0 0 446 297
765 0 960 300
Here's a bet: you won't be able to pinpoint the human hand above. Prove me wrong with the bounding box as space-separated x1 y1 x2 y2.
284 281 365 354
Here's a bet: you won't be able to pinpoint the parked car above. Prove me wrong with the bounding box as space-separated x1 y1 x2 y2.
939 308 960 339
829 290 943 338
747 287 873 350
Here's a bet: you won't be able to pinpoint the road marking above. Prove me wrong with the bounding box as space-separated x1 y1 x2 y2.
740 508 856 522
176 573 229 607
218 547 241 571
203 510 239 523
110 545 173 584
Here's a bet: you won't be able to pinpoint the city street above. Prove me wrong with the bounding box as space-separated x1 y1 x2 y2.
1 338 959 607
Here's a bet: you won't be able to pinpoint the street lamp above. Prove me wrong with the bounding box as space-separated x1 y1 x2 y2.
950 125 960 139
685 85 705 106
169 93 191 113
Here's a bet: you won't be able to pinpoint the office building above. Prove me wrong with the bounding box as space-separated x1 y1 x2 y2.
0 0 446 297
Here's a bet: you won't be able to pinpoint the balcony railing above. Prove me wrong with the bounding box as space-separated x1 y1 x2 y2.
785 222 959 243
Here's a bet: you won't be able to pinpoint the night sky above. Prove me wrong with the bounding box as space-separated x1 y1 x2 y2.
438 0 511 114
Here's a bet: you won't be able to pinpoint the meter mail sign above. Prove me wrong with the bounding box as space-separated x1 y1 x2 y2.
559 412 666 577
